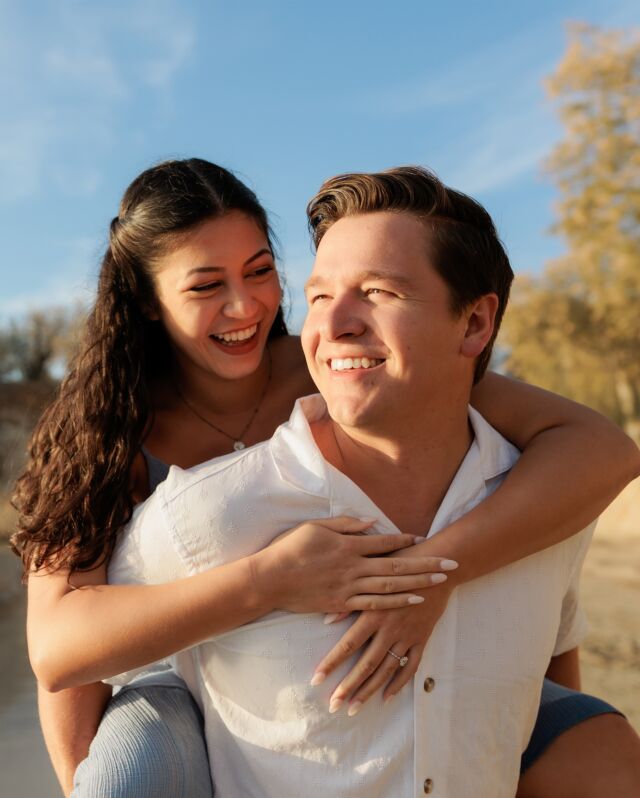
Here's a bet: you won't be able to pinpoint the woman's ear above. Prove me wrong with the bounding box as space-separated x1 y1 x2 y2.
460 293 499 359
140 298 161 321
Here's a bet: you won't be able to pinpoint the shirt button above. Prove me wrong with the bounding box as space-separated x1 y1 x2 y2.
423 777 434 793
423 677 435 692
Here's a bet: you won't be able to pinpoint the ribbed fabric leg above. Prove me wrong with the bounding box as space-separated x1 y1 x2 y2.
71 686 213 798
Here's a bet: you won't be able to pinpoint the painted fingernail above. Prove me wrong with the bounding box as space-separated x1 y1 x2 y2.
407 595 425 604
431 573 448 584
329 697 343 713
324 613 340 625
440 559 459 570
348 701 362 717
310 671 326 687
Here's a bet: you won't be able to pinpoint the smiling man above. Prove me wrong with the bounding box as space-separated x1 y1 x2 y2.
108 167 597 797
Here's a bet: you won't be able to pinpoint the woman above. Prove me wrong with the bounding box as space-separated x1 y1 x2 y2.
12 158 640 797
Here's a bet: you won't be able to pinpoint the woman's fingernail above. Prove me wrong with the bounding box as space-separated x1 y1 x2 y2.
310 671 326 686
324 613 340 625
440 559 459 570
407 595 425 604
431 573 448 584
414 536 427 543
347 701 362 717
359 517 377 524
384 692 396 704
329 697 343 713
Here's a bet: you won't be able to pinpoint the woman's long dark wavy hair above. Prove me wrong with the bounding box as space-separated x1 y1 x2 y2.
11 158 287 577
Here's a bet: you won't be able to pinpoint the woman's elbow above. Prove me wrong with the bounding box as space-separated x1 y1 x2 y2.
28 641 76 693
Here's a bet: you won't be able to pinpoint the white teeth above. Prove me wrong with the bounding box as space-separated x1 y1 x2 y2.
329 357 383 371
213 324 257 343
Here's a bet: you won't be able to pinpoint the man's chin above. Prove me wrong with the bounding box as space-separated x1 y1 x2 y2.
324 400 377 432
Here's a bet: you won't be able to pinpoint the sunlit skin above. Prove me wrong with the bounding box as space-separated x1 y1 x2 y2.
151 211 283 395
301 211 498 459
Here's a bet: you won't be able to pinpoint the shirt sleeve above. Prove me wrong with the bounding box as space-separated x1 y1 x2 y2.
108 487 189 586
105 487 190 686
552 523 595 656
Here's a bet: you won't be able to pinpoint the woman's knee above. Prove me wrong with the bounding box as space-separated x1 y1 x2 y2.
71 686 213 798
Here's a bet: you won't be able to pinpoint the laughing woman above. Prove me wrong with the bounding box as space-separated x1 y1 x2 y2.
12 158 640 797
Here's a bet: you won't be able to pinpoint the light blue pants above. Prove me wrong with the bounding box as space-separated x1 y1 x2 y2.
71 684 213 798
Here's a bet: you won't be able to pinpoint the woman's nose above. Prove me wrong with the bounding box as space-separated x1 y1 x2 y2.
223 286 259 318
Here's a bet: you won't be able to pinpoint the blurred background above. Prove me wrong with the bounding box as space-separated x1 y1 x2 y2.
1 0 639 794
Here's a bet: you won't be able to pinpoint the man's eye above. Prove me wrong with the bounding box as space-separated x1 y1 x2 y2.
190 281 222 293
366 287 390 296
309 294 329 304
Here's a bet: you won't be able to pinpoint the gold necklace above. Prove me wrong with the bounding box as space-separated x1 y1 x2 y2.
176 350 272 452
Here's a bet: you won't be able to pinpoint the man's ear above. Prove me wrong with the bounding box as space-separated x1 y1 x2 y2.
460 294 499 359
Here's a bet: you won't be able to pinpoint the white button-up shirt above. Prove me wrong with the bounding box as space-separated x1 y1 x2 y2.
109 396 592 798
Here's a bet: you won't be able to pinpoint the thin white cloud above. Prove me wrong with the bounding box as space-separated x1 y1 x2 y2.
359 3 638 197
0 0 195 206
0 235 101 320
360 20 556 115
437 98 561 196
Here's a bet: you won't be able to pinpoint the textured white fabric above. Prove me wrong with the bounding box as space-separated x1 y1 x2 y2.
109 395 593 798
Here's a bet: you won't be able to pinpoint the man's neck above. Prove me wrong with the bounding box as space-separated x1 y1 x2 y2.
312 406 473 537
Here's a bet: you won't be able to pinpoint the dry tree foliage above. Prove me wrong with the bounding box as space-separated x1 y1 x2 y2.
503 24 640 437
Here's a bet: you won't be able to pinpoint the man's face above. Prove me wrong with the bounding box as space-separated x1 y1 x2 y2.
302 212 477 433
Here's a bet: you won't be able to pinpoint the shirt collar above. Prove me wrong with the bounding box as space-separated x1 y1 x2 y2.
269 394 520 534
427 407 520 536
269 394 333 499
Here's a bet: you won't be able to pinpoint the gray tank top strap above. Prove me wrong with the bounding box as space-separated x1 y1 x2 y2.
141 447 171 492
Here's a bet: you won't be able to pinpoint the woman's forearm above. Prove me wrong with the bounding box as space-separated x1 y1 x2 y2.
29 555 272 692
29 519 432 691
409 373 640 584
38 681 112 796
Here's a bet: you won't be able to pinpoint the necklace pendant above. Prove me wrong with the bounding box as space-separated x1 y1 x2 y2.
233 440 246 451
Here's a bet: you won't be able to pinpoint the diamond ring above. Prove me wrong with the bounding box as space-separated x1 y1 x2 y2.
387 649 409 667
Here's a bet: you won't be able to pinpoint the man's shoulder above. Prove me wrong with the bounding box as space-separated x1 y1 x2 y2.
159 438 276 506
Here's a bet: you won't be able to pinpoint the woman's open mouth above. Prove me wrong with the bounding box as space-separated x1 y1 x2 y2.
209 324 260 354
211 324 258 345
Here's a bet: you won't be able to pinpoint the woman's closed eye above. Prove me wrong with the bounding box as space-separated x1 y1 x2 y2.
189 281 223 293
247 265 275 279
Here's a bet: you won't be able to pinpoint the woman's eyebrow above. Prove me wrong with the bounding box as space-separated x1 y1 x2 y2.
185 248 272 277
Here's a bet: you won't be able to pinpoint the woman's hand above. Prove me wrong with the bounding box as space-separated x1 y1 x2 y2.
310 580 455 715
251 516 457 614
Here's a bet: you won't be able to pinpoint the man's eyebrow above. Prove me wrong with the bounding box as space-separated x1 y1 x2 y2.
304 275 326 293
304 269 415 292
185 248 272 277
361 270 415 290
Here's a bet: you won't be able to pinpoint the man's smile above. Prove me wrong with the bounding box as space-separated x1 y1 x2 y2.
328 357 385 372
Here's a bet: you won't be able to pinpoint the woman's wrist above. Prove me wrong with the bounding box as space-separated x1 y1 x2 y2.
246 548 281 613
395 533 469 589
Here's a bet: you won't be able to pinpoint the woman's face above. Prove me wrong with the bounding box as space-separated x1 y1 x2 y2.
152 211 282 382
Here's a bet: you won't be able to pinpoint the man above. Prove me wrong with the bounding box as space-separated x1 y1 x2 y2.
110 167 593 797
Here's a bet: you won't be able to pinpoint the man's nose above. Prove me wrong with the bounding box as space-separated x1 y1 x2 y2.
322 296 366 340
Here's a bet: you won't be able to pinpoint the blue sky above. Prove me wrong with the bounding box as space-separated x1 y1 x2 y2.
2 0 638 331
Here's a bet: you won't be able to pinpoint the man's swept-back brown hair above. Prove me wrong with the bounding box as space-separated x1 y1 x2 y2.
11 158 287 577
306 166 513 382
